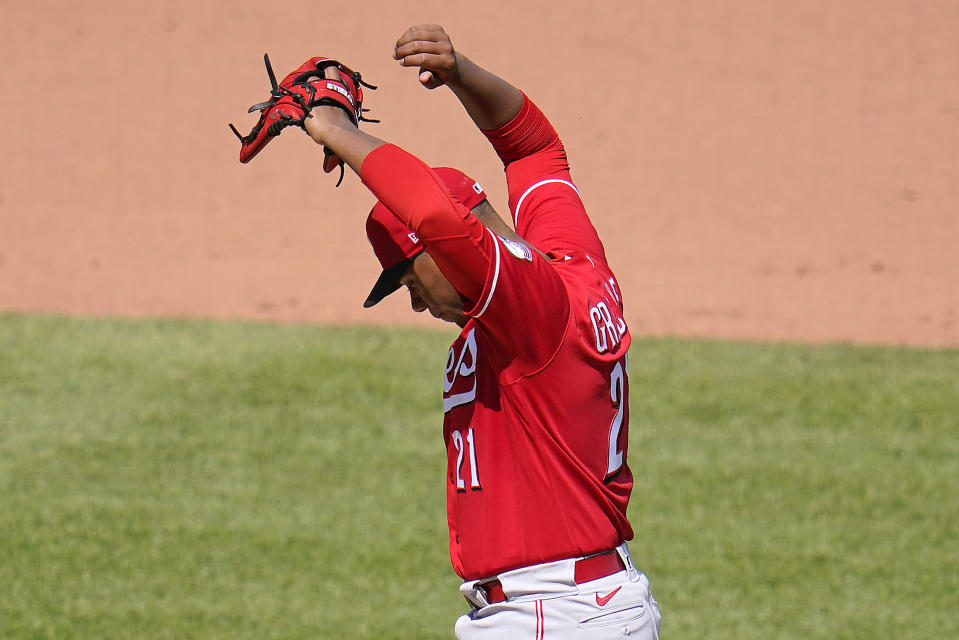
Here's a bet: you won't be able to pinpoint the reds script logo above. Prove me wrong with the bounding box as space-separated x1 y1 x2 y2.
444 328 477 413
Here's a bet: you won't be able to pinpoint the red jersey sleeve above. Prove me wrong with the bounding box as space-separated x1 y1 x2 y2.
361 144 570 370
360 144 493 307
482 95 608 263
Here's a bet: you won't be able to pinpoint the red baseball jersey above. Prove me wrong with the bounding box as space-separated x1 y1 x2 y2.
361 95 633 580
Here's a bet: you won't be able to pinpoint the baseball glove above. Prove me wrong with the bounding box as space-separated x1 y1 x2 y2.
229 54 377 184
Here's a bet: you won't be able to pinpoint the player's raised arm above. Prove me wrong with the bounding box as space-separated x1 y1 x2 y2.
394 24 523 131
300 66 385 174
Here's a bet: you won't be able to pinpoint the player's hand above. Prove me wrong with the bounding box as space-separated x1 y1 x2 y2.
303 65 354 143
394 24 458 89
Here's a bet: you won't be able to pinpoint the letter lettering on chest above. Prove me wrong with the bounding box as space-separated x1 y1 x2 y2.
444 328 478 413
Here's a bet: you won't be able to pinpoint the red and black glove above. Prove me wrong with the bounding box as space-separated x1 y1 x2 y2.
229 54 377 183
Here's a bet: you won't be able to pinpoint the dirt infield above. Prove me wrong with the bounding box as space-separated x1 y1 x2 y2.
2 1 956 347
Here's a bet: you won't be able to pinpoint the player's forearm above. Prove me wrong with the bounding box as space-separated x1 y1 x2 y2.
481 95 566 166
447 52 524 132
303 114 385 175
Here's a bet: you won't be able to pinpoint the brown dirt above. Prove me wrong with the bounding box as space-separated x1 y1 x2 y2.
2 1 957 347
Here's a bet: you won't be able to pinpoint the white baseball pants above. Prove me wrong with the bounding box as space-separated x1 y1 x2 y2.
455 543 661 639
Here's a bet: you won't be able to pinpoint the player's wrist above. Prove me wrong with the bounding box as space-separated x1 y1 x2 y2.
443 51 470 90
303 109 348 144
302 114 328 144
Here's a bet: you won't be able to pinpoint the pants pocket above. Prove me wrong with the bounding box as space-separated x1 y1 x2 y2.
578 600 647 629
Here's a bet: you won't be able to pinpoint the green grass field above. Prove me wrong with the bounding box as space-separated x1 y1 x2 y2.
1 313 956 639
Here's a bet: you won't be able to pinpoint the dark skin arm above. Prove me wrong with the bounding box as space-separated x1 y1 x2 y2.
304 25 526 168
301 64 383 173
393 24 524 131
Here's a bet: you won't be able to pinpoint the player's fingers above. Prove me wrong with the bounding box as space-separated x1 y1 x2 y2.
393 24 450 59
395 52 430 68
394 24 446 49
306 66 343 85
418 70 444 89
396 52 454 74
323 65 343 82
394 39 452 64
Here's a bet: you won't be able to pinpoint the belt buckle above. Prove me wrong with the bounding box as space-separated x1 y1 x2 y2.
463 581 490 609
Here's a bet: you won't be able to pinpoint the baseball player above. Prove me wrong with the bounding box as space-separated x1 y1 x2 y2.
254 24 661 639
